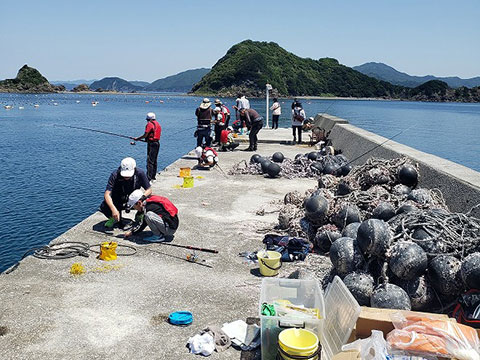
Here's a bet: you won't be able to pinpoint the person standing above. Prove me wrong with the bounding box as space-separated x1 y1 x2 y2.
195 98 214 148
239 108 263 151
291 102 306 144
233 93 250 125
99 157 152 231
270 98 281 129
216 99 231 128
213 101 226 145
134 112 161 183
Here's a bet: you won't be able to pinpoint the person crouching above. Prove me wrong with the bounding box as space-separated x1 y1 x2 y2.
124 190 179 242
219 126 239 152
195 146 219 168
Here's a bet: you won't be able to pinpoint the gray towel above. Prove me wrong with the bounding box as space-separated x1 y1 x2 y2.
201 325 231 352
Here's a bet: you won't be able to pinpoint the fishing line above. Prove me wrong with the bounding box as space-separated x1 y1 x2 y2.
54 124 141 141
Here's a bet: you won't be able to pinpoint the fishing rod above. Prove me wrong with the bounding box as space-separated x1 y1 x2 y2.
54 124 143 142
157 242 219 254
169 124 198 136
344 124 416 167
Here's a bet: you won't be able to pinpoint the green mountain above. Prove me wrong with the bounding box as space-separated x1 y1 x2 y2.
145 68 210 92
129 80 150 87
191 40 405 98
0 65 65 93
89 77 142 92
353 62 480 88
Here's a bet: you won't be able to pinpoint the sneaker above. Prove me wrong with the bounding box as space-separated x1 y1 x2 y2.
142 234 166 242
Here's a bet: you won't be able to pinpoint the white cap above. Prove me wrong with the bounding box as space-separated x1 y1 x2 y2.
127 189 143 209
120 157 136 177
146 112 156 120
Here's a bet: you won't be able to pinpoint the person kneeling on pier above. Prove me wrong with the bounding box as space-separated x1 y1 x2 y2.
123 190 179 242
99 157 152 232
219 126 239 152
195 146 219 168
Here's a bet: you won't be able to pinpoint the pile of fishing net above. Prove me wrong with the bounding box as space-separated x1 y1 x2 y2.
228 151 350 179
275 156 480 313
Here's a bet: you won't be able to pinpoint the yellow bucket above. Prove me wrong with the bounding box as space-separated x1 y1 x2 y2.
183 176 194 188
179 167 191 177
99 241 117 261
257 251 282 276
278 328 319 360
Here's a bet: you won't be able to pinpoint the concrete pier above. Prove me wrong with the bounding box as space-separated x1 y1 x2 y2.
1 117 479 360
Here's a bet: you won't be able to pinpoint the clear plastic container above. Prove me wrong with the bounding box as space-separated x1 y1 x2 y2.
321 276 361 360
259 278 325 360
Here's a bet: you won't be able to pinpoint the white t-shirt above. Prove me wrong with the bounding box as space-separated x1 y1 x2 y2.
291 107 306 126
270 101 281 115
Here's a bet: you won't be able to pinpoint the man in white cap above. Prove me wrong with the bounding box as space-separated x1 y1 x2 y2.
123 190 179 241
195 98 213 147
134 112 162 183
99 157 152 231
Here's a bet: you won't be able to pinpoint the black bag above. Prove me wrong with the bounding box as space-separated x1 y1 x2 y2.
262 234 312 262
451 289 480 329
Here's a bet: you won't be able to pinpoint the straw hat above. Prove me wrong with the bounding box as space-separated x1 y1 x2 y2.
199 98 211 109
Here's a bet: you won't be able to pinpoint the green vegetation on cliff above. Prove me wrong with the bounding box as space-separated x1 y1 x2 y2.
192 40 480 102
0 65 64 93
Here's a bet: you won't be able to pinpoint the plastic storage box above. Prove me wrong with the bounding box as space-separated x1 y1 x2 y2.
259 278 325 360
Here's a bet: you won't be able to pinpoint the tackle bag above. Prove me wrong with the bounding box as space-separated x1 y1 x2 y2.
452 289 480 329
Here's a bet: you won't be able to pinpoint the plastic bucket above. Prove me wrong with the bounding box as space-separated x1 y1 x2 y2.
99 241 117 261
183 176 194 188
257 251 282 277
278 328 319 360
179 167 191 177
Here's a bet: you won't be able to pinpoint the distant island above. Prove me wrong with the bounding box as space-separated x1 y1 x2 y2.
145 68 210 92
191 40 480 102
0 65 65 93
353 62 480 88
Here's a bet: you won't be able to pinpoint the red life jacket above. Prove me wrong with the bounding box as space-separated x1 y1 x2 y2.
147 120 162 141
220 129 230 144
202 147 218 157
217 110 226 125
146 195 178 217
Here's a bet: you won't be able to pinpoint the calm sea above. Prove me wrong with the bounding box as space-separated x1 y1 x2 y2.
0 93 479 272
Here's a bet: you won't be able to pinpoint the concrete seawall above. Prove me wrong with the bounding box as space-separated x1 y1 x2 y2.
315 114 480 213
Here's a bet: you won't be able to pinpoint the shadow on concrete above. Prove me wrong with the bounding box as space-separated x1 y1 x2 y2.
249 268 263 277
91 219 133 234
126 232 175 245
180 156 198 160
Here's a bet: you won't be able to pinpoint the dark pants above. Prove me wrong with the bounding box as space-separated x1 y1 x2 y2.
272 115 279 129
99 196 125 218
196 127 211 147
214 123 224 144
220 142 239 151
292 125 302 143
249 120 263 150
147 141 159 181
225 114 231 128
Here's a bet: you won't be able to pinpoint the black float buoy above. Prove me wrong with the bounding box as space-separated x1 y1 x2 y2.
396 203 418 215
323 164 338 175
336 181 351 196
461 252 480 289
307 152 318 161
372 202 396 221
343 272 374 306
266 162 281 178
310 162 324 174
371 283 411 310
342 222 361 239
295 153 303 160
398 275 435 311
389 241 428 280
260 159 272 173
329 237 366 277
332 204 362 229
314 229 341 253
272 152 285 163
339 164 352 176
398 165 418 187
408 189 432 205
428 255 464 296
250 154 261 164
356 219 392 258
304 195 329 224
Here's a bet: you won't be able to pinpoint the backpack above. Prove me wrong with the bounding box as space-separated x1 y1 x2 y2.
293 107 304 122
262 234 312 262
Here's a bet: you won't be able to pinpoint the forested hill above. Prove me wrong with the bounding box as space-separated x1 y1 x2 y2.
145 68 210 92
191 40 480 102
89 77 143 92
0 65 65 93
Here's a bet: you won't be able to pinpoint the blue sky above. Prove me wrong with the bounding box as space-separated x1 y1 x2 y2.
1 0 479 81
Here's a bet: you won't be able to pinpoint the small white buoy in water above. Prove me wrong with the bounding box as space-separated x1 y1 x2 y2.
53 103 58 106
76 100 80 103
19 106 24 110
4 105 13 110
34 104 40 108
